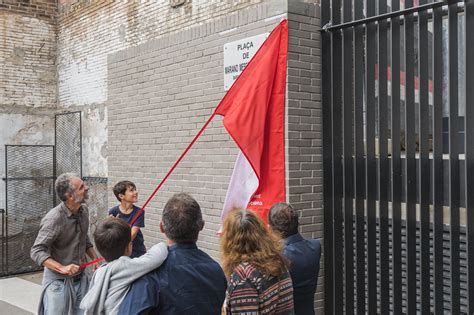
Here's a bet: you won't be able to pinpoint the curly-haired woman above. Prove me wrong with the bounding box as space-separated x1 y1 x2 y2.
221 209 294 314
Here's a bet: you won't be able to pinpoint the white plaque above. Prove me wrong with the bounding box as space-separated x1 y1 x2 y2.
223 33 269 90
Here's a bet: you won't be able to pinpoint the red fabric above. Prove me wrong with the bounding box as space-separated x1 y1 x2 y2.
215 19 288 222
80 257 104 269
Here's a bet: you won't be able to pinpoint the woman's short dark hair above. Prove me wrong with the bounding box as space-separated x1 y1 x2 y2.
268 202 299 238
113 181 136 201
162 193 204 243
94 217 131 262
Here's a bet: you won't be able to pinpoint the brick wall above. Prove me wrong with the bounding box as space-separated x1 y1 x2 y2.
56 0 278 176
107 2 288 258
0 1 57 108
287 2 323 312
108 0 323 311
1 0 324 311
0 0 56 21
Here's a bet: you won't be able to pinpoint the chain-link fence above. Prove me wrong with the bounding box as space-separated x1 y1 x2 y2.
83 177 108 241
55 111 82 177
1 145 55 276
1 112 109 277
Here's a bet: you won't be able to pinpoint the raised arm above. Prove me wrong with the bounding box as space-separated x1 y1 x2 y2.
113 242 168 285
131 226 141 241
131 209 145 241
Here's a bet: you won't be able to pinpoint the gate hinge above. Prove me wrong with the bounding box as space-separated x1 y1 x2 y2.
321 22 332 32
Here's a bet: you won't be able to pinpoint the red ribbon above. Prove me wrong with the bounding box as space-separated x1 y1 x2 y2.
128 112 217 227
80 257 104 269
79 107 217 270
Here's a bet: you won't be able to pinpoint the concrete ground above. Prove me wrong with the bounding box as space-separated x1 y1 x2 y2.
0 272 42 314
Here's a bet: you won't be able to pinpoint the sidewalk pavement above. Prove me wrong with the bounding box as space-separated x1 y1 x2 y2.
0 272 42 315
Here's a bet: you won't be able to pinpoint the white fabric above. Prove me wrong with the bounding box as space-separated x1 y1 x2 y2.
221 150 259 223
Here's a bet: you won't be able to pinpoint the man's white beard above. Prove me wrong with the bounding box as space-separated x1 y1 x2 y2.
73 193 88 204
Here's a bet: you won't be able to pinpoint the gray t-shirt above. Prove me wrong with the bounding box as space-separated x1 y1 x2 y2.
31 202 93 268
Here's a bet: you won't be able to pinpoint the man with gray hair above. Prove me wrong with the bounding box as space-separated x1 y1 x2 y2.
31 173 100 315
269 202 321 315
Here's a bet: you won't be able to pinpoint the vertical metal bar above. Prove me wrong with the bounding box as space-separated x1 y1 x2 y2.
4 146 8 275
79 112 83 178
331 1 344 313
377 0 389 313
0 146 4 275
321 0 334 313
354 0 366 313
343 0 354 312
0 209 3 275
54 113 57 174
53 116 57 206
466 1 474 313
390 1 402 314
417 0 430 313
448 1 460 313
366 0 377 313
53 145 56 206
404 0 417 313
4 210 7 275
2 209 4 273
432 6 444 314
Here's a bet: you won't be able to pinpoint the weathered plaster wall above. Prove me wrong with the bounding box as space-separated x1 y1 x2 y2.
0 0 57 210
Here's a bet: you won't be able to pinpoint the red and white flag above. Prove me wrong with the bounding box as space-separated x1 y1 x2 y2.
215 19 288 224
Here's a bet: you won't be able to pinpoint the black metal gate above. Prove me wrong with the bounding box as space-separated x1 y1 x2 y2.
2 145 56 275
1 111 84 276
322 0 474 314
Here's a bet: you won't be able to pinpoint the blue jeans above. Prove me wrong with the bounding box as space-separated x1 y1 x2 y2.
43 279 84 315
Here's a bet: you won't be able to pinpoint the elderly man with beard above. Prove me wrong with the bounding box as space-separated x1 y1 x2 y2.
31 173 100 315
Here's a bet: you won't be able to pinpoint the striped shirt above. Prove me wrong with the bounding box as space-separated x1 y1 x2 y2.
226 262 294 314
